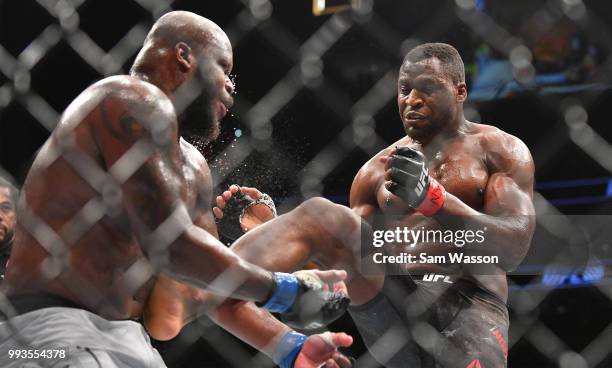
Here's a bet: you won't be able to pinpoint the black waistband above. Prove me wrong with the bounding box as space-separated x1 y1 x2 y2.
3 293 90 316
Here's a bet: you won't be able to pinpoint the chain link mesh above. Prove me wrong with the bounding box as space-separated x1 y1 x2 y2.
0 0 611 367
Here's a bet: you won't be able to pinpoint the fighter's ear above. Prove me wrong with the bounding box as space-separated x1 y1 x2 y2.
175 42 193 72
456 82 467 103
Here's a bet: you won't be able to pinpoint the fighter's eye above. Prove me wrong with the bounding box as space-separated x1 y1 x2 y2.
219 60 231 75
418 82 436 95
400 86 411 95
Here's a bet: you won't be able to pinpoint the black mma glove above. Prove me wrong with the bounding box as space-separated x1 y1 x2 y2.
215 188 277 241
387 146 446 216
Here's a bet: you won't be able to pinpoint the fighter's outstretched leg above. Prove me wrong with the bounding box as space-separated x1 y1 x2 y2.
145 198 383 341
229 197 384 305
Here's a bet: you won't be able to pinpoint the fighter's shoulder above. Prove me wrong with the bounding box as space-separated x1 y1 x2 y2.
84 76 179 143
90 75 176 118
180 138 209 171
91 75 166 98
473 123 533 172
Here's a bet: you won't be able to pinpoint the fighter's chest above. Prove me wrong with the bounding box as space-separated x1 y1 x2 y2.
429 151 488 209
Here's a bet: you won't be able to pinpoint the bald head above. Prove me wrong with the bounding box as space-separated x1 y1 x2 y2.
130 11 235 142
131 11 231 81
147 11 229 53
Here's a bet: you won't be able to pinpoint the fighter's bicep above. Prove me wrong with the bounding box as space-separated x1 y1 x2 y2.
482 131 535 216
483 173 534 216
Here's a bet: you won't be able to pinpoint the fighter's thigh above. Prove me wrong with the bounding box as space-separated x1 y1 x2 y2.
433 304 508 368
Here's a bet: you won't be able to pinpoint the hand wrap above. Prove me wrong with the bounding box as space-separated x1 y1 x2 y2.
272 330 307 368
260 272 350 330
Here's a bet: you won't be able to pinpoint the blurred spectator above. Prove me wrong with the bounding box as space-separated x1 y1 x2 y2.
0 177 17 277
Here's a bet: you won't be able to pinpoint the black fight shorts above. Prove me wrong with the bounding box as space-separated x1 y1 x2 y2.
348 274 509 368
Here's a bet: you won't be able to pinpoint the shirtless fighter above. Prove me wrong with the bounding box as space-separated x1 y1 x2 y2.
0 11 352 368
154 43 536 367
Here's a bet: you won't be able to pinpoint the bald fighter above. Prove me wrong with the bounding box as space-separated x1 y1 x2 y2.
154 43 535 368
0 11 352 368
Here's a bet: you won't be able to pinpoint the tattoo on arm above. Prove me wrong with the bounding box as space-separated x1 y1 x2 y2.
96 95 182 234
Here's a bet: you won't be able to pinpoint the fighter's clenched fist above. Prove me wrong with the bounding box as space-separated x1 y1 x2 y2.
382 146 445 216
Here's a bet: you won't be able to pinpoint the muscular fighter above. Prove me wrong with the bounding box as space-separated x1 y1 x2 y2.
0 11 352 368
151 43 535 367
342 43 535 367
0 177 17 276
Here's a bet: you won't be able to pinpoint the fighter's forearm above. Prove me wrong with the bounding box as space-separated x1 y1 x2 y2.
208 298 291 358
434 193 535 270
165 225 275 303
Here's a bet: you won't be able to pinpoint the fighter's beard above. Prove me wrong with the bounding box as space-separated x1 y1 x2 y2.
180 95 220 149
0 230 14 253
182 117 219 146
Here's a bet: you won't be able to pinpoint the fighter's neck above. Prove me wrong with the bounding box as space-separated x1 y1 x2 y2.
130 71 188 142
130 71 178 98
418 115 470 154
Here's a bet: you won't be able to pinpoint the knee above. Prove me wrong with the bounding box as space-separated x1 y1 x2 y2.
299 197 335 214
298 197 361 234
